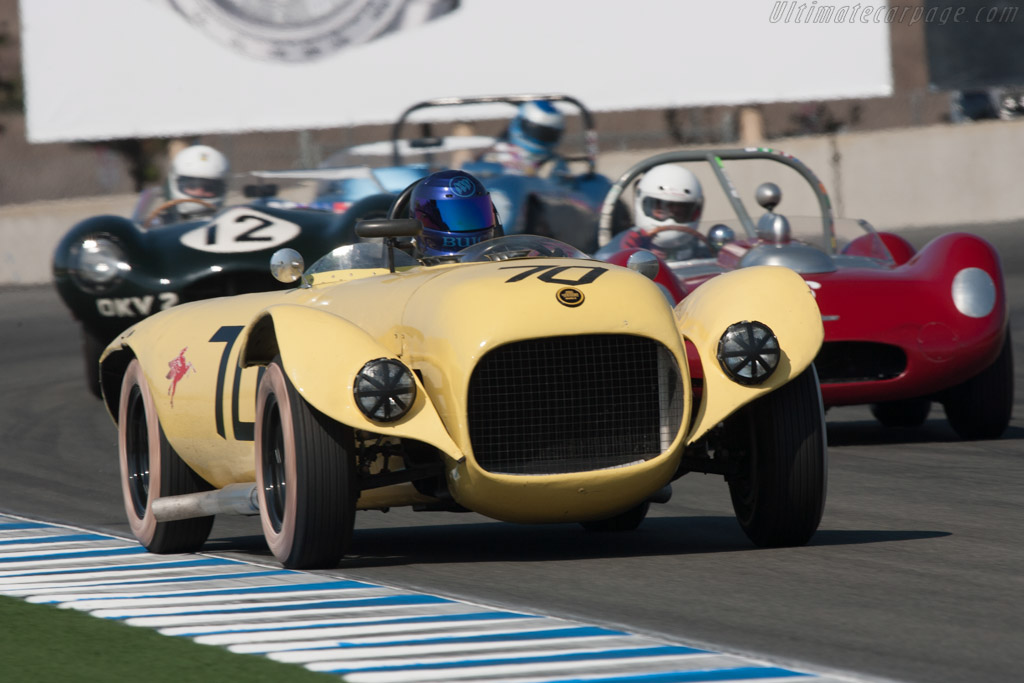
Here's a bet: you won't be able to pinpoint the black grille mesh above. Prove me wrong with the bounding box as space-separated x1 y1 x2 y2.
814 341 907 383
467 335 683 475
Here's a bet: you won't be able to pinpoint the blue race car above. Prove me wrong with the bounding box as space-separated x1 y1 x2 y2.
255 94 629 253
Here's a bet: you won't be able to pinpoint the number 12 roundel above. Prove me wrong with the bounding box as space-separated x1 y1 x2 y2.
180 208 301 253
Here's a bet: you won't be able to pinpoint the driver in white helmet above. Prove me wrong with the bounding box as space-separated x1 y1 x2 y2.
620 164 707 260
152 144 230 225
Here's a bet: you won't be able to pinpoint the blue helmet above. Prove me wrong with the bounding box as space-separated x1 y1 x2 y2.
508 100 565 159
411 170 502 257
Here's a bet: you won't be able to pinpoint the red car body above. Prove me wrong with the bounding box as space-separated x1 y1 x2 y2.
599 148 1012 439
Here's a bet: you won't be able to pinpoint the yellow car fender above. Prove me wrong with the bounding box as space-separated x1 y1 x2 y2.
99 295 272 487
677 265 823 443
239 303 462 462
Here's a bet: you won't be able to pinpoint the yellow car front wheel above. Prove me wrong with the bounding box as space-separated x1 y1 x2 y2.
255 358 358 569
725 366 827 548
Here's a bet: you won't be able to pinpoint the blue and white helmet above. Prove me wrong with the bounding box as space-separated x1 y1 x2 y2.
507 100 565 161
411 170 502 257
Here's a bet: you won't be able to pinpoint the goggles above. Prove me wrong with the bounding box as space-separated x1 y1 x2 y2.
177 176 226 199
520 119 563 145
642 197 700 224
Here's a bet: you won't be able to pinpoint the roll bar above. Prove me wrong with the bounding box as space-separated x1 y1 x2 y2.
597 148 834 248
390 94 599 172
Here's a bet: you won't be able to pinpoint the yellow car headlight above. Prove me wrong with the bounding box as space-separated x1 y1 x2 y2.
353 358 416 422
717 321 780 385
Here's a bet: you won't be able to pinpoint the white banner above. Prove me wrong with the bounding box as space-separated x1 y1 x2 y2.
21 0 892 143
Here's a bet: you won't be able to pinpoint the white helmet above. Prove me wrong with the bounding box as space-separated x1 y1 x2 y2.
634 165 704 238
168 145 230 215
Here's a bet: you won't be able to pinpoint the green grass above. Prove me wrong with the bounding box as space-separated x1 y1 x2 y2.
0 595 341 682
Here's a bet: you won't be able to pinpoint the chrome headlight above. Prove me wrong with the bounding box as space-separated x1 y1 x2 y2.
951 267 996 318
72 236 128 291
717 321 781 385
353 358 417 422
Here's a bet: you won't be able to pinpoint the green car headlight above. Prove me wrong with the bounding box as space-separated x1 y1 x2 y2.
717 320 780 385
354 358 416 422
73 236 128 291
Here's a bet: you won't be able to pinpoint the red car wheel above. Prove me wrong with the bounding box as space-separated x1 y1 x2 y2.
942 330 1014 440
870 398 932 428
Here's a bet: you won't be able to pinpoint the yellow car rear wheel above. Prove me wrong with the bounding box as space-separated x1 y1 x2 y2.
118 359 214 553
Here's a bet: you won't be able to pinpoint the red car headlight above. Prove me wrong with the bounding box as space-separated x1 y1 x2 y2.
951 267 996 318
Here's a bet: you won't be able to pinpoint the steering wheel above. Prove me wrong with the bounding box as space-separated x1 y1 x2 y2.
641 224 714 251
143 198 218 227
477 241 559 261
532 155 561 179
387 180 419 220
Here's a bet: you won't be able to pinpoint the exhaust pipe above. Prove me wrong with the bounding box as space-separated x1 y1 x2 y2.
152 483 259 522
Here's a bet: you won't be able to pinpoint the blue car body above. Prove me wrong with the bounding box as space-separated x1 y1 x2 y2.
279 95 627 253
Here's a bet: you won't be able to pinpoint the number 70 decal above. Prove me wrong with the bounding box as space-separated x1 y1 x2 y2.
210 325 264 441
500 265 607 284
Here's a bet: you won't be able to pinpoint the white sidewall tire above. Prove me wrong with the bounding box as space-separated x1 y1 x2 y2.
255 361 299 562
118 359 161 547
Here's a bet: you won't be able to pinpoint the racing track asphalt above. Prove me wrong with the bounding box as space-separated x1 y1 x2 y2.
1 221 1022 683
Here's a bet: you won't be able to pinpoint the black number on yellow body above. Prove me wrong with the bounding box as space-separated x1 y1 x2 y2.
210 325 263 441
501 265 607 285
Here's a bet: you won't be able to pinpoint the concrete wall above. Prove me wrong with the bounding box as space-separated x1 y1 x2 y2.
3 119 1024 285
0 195 136 286
598 117 1024 230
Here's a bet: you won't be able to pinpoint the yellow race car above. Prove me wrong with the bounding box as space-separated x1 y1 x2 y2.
99 214 826 570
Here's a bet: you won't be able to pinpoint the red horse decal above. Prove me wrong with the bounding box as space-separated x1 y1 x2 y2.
166 347 195 407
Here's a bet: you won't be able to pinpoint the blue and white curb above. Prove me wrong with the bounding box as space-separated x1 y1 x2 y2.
0 515 872 682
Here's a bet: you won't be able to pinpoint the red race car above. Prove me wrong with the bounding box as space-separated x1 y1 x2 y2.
596 148 1012 440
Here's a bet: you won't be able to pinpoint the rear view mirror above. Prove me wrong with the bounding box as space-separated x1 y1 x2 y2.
356 218 423 239
356 219 423 273
270 248 305 284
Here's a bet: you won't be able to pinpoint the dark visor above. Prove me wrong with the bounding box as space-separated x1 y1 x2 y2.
418 195 497 233
178 176 226 199
642 197 700 223
520 119 562 144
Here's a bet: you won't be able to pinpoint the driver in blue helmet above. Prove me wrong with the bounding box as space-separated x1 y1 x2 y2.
410 169 503 263
481 100 565 175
